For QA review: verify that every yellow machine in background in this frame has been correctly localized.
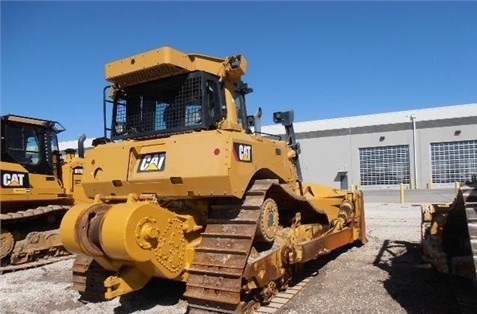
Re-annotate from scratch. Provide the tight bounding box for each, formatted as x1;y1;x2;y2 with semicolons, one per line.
0;114;88;272
421;178;477;280
60;46;366;313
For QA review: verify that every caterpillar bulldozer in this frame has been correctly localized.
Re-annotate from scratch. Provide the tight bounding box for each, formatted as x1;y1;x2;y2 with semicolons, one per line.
59;46;367;313
0;114;88;272
421;177;477;280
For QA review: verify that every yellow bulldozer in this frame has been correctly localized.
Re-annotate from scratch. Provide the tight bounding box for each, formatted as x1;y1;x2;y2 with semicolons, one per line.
0;114;88;272
421;177;477;280
59;46;367;313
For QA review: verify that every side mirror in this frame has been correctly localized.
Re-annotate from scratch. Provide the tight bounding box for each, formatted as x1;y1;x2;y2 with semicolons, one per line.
273;110;294;126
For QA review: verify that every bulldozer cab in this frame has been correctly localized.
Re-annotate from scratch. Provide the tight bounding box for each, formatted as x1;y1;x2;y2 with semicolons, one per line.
1;114;64;177
102;47;252;141
94;47;303;198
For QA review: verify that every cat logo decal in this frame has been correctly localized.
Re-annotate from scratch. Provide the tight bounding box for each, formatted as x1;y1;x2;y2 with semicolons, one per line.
233;143;252;162
137;153;166;172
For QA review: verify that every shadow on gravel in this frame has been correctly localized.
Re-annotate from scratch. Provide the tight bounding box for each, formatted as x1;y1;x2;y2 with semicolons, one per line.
113;278;186;314
276;242;362;314
296;242;358;280
373;240;462;314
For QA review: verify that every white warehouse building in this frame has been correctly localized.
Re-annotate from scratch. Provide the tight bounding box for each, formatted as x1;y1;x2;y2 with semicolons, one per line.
60;103;477;190
262;103;477;190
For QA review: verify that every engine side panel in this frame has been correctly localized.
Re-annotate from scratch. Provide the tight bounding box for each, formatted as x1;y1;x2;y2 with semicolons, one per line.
81;130;299;199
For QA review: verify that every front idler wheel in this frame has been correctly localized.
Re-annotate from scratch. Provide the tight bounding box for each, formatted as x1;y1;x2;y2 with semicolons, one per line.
256;198;279;242
0;230;14;260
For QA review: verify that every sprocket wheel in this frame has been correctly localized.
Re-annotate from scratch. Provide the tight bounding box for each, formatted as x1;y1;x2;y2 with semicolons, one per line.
0;230;14;260
256;198;279;242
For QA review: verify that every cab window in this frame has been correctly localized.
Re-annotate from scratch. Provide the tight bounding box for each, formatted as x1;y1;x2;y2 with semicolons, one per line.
233;92;247;129
7;126;40;165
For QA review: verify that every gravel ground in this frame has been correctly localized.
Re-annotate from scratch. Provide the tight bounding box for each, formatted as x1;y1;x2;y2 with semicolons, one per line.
0;203;469;314
276;203;462;314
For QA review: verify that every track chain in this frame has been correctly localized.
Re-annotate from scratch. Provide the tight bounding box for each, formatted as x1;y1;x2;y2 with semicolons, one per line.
71;254;112;302
1;204;72;273
185;180;275;314
454;182;477;314
461;183;477;275
0;255;74;274
1;205;71;222
253;265;316;314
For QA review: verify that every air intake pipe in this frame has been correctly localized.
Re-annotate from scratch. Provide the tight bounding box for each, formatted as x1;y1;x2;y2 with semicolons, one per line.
77;133;86;158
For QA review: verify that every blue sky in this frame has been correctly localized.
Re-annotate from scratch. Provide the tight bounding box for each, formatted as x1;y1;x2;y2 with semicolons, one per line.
1;1;476;141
